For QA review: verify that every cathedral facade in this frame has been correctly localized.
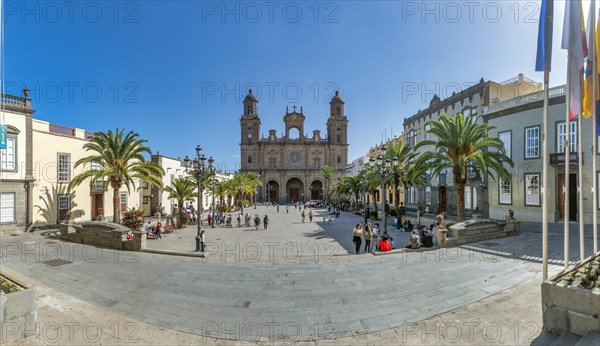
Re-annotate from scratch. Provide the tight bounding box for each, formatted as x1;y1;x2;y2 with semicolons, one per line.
240;89;348;203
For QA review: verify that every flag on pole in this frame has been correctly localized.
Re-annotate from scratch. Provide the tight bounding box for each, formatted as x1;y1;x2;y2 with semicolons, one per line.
536;0;554;72
583;2;598;119
562;0;588;119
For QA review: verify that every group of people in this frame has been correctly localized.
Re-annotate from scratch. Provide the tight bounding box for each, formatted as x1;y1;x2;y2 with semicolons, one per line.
300;210;313;222
351;223;396;254
406;225;435;249
144;221;163;239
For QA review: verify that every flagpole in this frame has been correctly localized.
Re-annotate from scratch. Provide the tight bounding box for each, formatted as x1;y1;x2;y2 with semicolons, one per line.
542;68;550;280
565;55;571;270
594;5;599;255
579;88;585;261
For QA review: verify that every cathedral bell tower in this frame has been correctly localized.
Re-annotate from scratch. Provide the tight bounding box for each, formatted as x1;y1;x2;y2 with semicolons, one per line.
240;89;261;170
326;91;348;145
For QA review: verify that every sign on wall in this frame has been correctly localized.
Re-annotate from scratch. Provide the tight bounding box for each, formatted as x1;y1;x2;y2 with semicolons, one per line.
0;125;7;149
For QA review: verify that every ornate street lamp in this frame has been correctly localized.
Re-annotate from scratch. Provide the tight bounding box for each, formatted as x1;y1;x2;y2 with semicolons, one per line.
369;145;398;235
183;145;215;251
254;184;257;209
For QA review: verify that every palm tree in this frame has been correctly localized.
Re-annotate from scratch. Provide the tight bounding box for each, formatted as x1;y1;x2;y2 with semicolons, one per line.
364;166;382;218
415;113;513;221
230;172;262;209
382;141;425;218
163;177;197;228
68;129;164;223
338;175;362;210
214;180;229;211
189;172;215;213
320;165;337;205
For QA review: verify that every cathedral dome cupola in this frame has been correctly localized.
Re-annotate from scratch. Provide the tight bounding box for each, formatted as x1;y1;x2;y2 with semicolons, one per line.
329;90;345;117
243;89;259;117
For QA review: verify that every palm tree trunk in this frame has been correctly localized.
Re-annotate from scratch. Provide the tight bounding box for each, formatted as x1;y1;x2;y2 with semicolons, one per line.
371;191;378;218
177;199;184;228
113;186;120;223
456;183;465;222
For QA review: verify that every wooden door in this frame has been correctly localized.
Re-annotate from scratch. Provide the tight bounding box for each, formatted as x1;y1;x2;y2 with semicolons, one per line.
558;174;577;221
92;194;104;219
558;174;565;220
290;189;299;202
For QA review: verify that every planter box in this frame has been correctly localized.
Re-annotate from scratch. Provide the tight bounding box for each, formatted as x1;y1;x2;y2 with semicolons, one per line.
0;278;36;344
542;253;600;336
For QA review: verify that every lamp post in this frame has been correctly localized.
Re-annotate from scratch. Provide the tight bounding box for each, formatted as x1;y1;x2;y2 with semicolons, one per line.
254;184;257;209
369;145;398;235
267;183;271;204
183;145;214;251
211;172;217;228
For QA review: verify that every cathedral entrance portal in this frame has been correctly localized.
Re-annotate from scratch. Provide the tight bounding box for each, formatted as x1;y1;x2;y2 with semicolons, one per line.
310;180;323;201
286;178;304;203
266;180;279;204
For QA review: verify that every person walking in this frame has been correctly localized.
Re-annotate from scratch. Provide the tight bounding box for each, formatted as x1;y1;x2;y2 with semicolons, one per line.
263;215;269;230
155;222;162;240
363;223;372;253
254;214;261;231
286;206;289;214
308;211;313;222
301;210;306;222
352;223;363;254
277;205;280;213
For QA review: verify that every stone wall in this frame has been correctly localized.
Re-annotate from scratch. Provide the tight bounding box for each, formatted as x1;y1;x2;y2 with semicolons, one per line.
542;254;600;335
0;284;36;344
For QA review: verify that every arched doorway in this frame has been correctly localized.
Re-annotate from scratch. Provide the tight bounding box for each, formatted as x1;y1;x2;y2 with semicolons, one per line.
266;180;279;204
286;178;304;203
310;180;323;201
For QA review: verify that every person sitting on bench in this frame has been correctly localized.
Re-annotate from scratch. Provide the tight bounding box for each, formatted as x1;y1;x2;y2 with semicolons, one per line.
378;235;392;252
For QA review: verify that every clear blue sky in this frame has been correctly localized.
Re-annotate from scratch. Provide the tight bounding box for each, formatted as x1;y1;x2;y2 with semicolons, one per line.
4;0;575;171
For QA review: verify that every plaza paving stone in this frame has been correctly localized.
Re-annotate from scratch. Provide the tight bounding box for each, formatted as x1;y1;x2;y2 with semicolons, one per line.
1;206;599;344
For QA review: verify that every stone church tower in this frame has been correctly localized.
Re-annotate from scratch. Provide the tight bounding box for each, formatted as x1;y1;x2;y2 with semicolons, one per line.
240;89;348;203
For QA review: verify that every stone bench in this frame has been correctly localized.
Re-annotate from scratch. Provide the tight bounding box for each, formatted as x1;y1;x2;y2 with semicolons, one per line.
60;221;146;251
446;219;519;247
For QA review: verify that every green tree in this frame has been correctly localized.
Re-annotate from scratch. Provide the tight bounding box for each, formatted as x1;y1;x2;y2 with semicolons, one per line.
68;129;164;223
338;175;362;210
415;113;513;221
381;141;425;219
320;165;337;204
163;178;197;228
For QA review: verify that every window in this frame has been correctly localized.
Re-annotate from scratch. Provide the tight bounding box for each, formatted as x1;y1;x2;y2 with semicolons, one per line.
58;153;71;182
525;173;541;206
499;179;512;204
472;188;478;209
499;131;511;158
336;107;341;116
0;193;16;223
557;121;577;153
248;155;252;164
337;156;341;164
525;126;540;158
1;137;16;171
58;194;70;221
425;187;431;205
465;186;472;209
424;124;431;141
120;192;127;212
407;186;417;204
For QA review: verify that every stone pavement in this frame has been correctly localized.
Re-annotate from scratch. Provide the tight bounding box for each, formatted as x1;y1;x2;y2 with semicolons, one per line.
146;206;413;262
1;209;599;344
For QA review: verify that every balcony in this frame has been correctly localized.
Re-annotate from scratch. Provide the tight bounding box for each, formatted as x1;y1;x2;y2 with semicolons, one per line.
550;152;580;165
49;123;76;137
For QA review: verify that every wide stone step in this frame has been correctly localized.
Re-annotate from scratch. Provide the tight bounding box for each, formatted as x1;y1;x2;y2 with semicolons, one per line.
531;331;559;345
575;330;600;346
551;332;580;346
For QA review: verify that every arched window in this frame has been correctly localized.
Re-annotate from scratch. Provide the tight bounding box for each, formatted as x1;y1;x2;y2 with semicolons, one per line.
336;107;341;116
247;106;253;115
288;128;300;139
